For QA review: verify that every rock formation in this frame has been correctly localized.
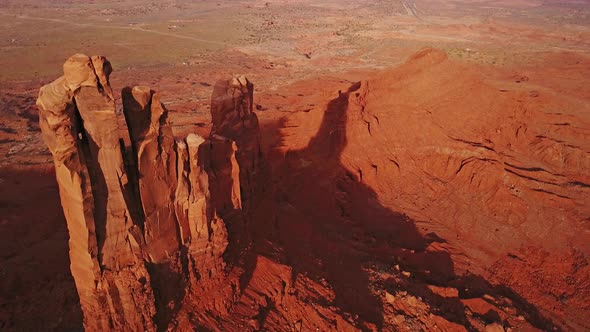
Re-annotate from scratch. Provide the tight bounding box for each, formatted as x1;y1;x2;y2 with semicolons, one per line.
36;50;588;331
37;54;263;331
37;54;156;331
211;76;263;212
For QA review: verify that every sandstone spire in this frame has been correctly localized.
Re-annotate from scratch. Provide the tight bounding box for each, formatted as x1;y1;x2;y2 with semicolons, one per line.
211;76;263;211
38;56;263;331
122;86;179;263
37;54;156;331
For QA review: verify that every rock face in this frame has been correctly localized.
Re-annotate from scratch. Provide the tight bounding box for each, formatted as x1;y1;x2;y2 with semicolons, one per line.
37;54;156;331
37;55;262;331
122;86;179;263
211;76;263;211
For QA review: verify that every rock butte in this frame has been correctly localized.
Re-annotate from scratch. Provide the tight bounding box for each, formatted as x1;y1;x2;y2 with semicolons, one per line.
37;54;262;331
36;50;590;331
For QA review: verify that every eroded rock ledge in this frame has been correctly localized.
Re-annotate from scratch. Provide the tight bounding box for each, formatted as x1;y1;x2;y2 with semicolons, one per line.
36;54;261;331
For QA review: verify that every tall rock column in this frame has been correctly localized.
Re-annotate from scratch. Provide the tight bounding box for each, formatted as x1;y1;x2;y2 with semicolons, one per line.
173;134;242;318
210;76;263;212
64;55;139;269
37;75;110;330
188;134;236;273
122;86;180;263
37;54;156;331
38;57;267;330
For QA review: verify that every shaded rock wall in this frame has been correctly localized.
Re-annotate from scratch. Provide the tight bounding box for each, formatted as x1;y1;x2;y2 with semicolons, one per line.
211;76;263;212
36;54;262;331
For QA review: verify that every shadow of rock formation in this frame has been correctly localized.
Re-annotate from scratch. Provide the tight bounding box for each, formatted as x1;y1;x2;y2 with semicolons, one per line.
236;81;559;331
0;166;84;331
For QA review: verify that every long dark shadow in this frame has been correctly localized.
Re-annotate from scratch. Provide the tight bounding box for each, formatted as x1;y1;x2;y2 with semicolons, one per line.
250;82;557;330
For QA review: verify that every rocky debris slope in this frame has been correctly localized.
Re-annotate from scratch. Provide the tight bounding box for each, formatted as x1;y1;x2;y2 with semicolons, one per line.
36;54;262;331
252;48;589;331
